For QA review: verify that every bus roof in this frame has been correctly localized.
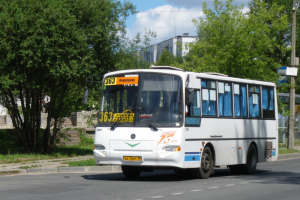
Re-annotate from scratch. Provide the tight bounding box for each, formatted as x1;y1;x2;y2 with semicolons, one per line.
105;66;275;87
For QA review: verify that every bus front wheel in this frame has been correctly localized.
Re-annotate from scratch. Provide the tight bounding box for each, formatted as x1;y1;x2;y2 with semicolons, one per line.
192;146;213;179
121;165;141;178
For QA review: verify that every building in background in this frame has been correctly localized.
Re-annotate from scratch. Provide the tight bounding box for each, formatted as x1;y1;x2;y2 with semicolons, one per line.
142;33;197;63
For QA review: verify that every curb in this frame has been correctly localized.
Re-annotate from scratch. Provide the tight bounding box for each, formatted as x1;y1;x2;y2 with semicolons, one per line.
0;165;122;175
278;153;300;160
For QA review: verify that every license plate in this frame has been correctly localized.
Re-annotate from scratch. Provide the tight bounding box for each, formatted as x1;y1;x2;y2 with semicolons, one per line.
123;156;142;161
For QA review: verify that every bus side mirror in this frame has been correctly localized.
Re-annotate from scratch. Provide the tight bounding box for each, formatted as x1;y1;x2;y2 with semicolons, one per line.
83;88;89;105
187;88;195;105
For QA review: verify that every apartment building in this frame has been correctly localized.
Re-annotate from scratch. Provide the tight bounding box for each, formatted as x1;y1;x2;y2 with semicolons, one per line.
142;33;198;63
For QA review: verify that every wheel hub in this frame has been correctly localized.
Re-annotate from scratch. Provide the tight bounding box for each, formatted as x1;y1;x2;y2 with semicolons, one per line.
202;153;211;171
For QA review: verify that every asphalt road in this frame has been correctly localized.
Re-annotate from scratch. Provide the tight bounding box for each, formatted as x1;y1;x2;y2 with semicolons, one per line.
1;158;300;200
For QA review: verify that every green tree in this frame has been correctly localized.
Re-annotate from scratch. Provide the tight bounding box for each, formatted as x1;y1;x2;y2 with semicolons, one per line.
115;29;157;70
0;0;135;152
182;0;289;82
260;0;300;95
155;48;183;66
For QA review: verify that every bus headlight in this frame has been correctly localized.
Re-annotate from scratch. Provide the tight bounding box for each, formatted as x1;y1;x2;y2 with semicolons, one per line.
163;146;181;152
94;145;106;150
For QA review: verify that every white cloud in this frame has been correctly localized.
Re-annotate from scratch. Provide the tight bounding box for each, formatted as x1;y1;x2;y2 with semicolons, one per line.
165;0;249;9
127;5;204;45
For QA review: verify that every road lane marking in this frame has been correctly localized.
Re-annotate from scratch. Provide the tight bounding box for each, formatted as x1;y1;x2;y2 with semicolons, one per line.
151;196;163;199
209;187;219;189
225;184;234;186
191;189;201;192
172;192;182;195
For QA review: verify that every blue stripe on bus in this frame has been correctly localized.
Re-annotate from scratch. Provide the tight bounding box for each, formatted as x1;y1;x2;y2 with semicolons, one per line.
185;152;201;154
272;151;276;156
185;155;200;161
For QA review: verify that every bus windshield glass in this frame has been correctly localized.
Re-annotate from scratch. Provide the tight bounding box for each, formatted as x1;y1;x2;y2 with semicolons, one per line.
99;73;183;128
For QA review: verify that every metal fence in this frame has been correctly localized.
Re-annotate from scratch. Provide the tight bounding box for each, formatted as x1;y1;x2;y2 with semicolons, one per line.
278;127;300;144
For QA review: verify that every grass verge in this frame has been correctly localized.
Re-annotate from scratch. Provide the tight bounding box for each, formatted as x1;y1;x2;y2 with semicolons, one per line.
63;158;96;167
0;130;94;164
0;171;20;176
278;143;300;154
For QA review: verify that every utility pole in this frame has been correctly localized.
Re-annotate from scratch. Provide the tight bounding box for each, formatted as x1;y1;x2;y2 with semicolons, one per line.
288;0;297;149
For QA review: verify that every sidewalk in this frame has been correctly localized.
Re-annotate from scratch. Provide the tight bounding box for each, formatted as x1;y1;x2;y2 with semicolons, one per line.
1;151;300;175
0;155;122;175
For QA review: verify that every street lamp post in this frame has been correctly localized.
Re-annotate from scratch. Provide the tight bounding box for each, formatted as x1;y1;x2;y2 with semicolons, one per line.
288;0;297;149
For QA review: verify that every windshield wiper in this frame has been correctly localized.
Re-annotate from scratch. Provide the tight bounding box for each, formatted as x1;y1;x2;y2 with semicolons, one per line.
110;111;132;131
138;106;158;131
110;120;120;131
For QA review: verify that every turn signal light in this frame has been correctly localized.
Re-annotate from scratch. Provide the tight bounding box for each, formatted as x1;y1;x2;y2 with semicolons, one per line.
163;146;181;152
174;147;181;152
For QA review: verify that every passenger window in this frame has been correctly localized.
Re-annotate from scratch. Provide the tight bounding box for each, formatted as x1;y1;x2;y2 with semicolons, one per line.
249;85;260;118
201;80;216;116
218;82;232;117
234;84;247;117
262;87;275;118
193;90;201;116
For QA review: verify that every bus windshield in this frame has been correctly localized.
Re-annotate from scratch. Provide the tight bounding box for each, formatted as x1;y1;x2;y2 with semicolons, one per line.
99;73;183;128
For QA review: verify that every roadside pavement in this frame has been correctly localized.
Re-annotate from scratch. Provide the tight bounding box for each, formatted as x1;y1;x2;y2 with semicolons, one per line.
1;149;300;175
0;155;121;175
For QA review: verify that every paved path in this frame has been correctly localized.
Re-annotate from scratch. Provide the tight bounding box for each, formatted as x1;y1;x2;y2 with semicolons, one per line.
294;146;300;150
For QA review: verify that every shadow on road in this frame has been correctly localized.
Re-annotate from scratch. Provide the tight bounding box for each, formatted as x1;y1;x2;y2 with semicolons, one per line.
81;168;274;182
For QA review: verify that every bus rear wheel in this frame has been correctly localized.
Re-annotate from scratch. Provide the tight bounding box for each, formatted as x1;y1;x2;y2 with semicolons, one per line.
243;144;257;174
192;146;213;179
121;166;141;178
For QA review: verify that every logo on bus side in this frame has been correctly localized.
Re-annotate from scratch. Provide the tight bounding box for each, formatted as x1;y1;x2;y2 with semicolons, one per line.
158;131;177;144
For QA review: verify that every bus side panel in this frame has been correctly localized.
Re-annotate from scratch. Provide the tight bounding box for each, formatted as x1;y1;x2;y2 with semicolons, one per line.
183;140;201;168
185;118;277;166
210;140;246;166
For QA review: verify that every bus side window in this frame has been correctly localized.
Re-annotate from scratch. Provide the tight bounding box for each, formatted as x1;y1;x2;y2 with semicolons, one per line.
218;82;232;117
201;80;217;116
193;90;201;116
262;87;275;118
234;84;247;117
249;85;260;118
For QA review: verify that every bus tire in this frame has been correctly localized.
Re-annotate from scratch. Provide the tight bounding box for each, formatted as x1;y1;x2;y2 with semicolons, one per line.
243;144;257;174
121;165;141;178
192;146;213;179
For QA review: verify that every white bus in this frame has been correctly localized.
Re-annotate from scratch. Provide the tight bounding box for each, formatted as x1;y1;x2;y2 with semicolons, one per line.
93;66;278;179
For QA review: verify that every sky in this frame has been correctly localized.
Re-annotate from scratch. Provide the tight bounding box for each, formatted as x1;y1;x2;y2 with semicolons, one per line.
125;0;250;44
